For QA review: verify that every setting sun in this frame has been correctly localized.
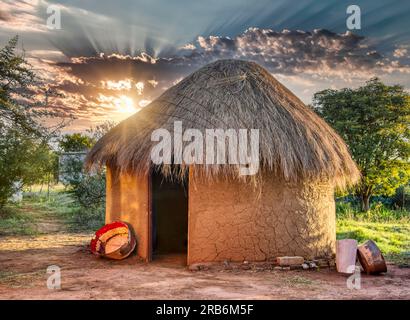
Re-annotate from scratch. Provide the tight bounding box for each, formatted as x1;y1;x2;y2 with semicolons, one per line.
97;94;137;118
115;95;135;114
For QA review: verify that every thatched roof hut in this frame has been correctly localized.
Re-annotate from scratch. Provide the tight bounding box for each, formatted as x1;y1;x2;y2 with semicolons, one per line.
86;59;359;265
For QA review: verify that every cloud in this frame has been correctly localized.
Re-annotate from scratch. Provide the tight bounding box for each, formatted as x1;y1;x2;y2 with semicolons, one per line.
0;9;11;21
26;28;410;131
0;0;46;33
54;27;408;92
393;47;408;58
179;28;410;79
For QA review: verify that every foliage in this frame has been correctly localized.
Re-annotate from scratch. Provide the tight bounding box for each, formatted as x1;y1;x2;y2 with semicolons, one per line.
59;133;95;152
58;154;86;187
0;123;59;207
22;143;58;187
1;36;39;135
57;120;115;192
59;121;117;154
0;186;104;235
336;200;410;222
391;184;410;210
0;205;35;236
58;123;115;219
313;78;410;211
58;152;106;222
0;37;63;208
69;172;106;211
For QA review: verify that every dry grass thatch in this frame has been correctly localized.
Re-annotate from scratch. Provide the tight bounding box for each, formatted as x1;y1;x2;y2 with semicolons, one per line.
86;59;360;188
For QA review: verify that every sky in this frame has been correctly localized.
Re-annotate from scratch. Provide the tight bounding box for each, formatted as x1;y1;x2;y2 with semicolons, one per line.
1;0;410;132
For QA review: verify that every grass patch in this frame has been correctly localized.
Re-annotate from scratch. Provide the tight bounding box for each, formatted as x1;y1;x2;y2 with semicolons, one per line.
0;185;104;236
336;201;410;223
336;199;410;265
0;206;36;236
337;219;410;264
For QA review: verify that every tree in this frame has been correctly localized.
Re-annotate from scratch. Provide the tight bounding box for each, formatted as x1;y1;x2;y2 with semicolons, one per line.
59;133;95;152
313;78;410;211
0;36;63;208
61;123;116;225
24;143;58;196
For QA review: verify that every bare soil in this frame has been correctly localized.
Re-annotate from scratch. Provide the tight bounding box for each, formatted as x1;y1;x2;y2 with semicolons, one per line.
0;233;409;299
1;198;409;300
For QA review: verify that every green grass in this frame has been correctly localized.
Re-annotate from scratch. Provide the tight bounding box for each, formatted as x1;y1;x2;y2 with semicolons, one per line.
336;201;410;222
337;219;409;252
0;206;36;236
336;201;410;265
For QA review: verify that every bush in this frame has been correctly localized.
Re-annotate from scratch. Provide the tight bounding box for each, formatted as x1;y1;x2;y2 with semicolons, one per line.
66;171;106;231
71;206;104;231
70;173;105;210
336;201;357;220
336;198;410;222
58;149;106;230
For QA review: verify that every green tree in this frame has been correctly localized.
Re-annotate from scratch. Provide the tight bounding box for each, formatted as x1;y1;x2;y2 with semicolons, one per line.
25;143;59;196
0;36;62;208
59;133;95;152
313;78;410;211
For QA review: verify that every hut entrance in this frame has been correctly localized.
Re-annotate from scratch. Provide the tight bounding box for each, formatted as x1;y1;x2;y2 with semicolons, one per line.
150;169;188;263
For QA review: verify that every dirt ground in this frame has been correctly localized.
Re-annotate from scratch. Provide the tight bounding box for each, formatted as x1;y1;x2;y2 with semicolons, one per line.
0;233;409;300
1;202;409;300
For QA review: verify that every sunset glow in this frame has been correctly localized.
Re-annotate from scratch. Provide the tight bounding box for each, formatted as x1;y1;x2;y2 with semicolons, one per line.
98;94;137;117
101;79;132;91
1;0;409;132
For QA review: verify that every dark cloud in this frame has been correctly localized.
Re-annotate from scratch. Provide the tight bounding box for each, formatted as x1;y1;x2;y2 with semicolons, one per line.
38;27;409;129
54;28;402;96
178;28;388;77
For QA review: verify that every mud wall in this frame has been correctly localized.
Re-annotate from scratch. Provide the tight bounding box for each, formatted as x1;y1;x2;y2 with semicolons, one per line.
188;174;336;264
106;166;149;260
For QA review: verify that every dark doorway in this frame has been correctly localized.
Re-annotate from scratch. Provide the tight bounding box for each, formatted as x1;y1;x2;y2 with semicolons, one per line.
151;169;188;261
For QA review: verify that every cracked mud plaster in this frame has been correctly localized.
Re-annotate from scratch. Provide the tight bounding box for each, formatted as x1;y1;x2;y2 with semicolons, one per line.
188;174;336;264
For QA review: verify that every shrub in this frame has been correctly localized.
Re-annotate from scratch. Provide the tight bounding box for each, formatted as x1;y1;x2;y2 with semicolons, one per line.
66;171;106;230
336;198;410;222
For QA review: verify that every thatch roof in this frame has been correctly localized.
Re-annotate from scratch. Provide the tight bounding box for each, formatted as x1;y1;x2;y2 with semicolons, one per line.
86;59;359;188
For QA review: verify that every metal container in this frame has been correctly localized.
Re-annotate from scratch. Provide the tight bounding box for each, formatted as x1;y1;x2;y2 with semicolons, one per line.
357;240;387;274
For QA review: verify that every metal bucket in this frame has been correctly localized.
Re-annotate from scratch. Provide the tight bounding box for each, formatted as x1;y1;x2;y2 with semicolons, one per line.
357;240;387;274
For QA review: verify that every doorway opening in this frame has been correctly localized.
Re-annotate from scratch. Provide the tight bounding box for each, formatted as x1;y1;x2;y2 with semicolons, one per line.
150;168;188;264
